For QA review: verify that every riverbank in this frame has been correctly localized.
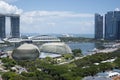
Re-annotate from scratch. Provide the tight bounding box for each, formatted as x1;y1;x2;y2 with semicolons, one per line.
58;46;119;65
59;37;117;43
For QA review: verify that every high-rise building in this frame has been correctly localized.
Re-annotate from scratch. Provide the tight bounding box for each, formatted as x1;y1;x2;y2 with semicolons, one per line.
117;21;120;39
0;14;20;39
105;11;120;40
10;15;20;38
95;13;103;39
0;14;6;39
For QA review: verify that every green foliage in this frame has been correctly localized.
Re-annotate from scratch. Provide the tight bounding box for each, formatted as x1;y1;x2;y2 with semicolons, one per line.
61;72;82;80
1;58;15;63
63;54;73;60
59;37;93;42
98;62;113;71
43;56;55;64
34;70;54;80
72;49;82;57
72;49;82;53
21;72;36;77
10;75;27;80
74;52;116;67
114;58;120;68
2;72;18;80
2;72;34;80
2;49;120;80
1;58;16;69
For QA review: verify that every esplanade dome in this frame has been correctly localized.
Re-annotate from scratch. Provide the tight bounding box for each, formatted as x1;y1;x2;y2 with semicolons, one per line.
40;42;72;54
12;43;40;60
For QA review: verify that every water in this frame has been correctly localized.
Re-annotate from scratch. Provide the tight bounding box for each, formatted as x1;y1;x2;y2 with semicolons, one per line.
0;42;103;56
0;45;14;52
21;33;94;38
67;42;103;55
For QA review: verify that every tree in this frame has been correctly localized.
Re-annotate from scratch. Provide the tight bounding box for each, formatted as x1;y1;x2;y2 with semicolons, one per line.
1;58;16;69
2;72;18;80
72;49;82;57
63;54;73;60
114;58;120;68
98;63;113;72
44;57;53;63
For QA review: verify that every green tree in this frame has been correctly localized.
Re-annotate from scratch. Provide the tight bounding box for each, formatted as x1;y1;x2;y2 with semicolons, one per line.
63;54;73;60
1;58;16;69
44;57;54;63
72;49;82;57
2;72;18;80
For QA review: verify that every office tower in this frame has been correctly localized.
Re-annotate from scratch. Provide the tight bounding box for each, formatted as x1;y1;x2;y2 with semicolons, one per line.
0;14;6;39
95;13;103;39
0;14;20;39
117;21;120;39
105;11;120;40
10;15;20;38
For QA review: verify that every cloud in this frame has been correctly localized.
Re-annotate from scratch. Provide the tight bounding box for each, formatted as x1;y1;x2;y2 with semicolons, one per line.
47;22;56;26
115;8;120;11
0;1;22;14
21;11;94;34
0;1;94;34
21;11;94;24
66;21;94;26
22;11;93;18
0;0;17;3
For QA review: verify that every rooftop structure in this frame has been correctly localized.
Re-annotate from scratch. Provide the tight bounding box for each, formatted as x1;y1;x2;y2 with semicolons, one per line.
0;14;6;38
40;42;72;54
3;35;60;43
10;15;20;38
95;13;103;39
39;52;62;58
29;35;61;42
0;14;20;39
12;43;40;60
105;11;120;40
4;38;22;43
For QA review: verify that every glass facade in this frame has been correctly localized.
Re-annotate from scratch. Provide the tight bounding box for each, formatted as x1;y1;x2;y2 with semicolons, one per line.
0;14;20;39
105;11;120;40
10;15;20;38
0;14;6;39
95;13;103;39
117;21;120;39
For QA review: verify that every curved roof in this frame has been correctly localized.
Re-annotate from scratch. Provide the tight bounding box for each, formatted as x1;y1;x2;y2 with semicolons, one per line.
29;35;61;42
40;42;72;54
12;43;40;60
17;43;39;50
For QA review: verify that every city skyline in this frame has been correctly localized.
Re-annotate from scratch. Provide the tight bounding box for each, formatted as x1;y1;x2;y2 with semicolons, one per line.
0;0;120;34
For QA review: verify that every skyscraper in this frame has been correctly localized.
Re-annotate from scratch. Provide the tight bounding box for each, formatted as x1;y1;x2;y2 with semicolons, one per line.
105;11;120;40
10;15;20;38
0;14;6;39
117;21;120;39
95;13;103;39
0;14;20;39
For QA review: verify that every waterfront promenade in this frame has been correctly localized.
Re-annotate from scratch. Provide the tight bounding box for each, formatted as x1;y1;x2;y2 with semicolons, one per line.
98;48;118;53
59;44;119;65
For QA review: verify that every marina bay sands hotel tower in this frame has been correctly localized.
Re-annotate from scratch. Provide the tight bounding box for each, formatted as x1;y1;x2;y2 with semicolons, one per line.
0;14;20;39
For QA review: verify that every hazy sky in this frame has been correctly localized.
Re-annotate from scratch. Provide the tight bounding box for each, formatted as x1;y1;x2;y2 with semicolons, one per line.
0;0;120;34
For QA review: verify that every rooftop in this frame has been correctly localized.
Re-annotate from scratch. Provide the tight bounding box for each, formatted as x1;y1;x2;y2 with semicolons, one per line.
17;43;39;50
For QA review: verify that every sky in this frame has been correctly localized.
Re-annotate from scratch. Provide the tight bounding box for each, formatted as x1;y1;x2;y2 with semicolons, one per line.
0;0;120;34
